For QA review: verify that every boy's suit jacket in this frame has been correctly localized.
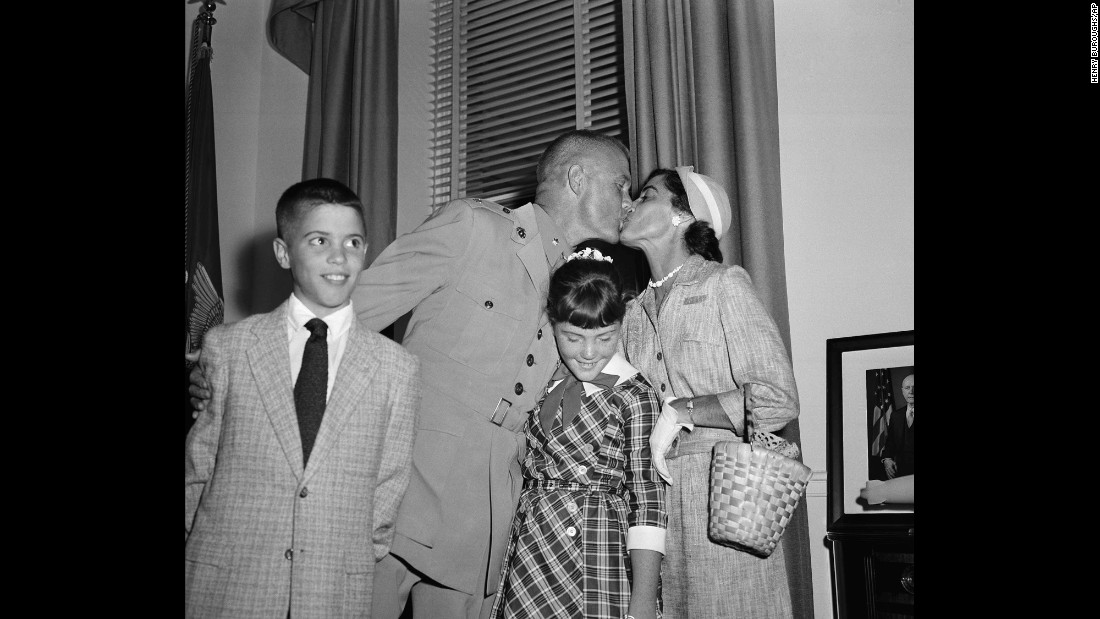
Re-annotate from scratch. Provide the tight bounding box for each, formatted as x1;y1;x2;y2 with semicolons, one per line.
185;300;421;618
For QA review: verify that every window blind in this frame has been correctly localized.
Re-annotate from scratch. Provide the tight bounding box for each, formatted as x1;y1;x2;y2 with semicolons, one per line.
430;0;627;212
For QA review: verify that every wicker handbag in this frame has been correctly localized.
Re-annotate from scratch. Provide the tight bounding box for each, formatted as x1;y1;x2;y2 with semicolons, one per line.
708;386;812;557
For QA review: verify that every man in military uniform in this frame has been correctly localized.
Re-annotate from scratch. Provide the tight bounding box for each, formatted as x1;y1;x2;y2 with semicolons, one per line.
189;130;632;619
358;130;631;619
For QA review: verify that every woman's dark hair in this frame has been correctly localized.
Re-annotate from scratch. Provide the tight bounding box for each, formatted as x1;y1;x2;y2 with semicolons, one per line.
546;257;626;328
645;168;723;263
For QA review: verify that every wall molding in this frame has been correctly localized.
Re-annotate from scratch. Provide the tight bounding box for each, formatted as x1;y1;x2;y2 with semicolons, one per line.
807;469;828;498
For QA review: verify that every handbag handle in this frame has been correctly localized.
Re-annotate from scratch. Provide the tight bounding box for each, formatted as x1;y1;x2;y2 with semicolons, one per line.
742;383;755;444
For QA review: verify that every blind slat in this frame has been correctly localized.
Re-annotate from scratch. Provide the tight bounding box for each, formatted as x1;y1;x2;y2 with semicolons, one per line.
466;0;573;41
430;0;626;211
465;66;574;99
466;106;575;136
465;39;574;81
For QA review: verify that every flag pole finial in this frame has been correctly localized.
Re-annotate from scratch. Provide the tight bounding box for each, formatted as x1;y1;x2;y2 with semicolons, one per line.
190;0;226;48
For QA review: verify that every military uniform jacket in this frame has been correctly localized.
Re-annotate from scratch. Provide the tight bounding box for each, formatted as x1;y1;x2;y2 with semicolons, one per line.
184;300;421;618
351;198;568;595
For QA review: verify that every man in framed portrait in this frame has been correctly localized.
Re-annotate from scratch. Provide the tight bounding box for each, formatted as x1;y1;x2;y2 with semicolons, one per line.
881;373;914;478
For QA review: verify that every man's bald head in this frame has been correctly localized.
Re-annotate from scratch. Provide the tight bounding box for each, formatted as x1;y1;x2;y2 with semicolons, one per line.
534;130;631;247
901;374;914;406
536;130;629;185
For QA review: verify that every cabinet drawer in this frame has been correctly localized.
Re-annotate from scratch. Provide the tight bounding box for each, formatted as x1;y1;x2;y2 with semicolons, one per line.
872;549;913;617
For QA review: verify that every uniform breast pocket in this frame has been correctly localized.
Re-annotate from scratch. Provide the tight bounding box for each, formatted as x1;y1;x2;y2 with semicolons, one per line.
428;279;521;375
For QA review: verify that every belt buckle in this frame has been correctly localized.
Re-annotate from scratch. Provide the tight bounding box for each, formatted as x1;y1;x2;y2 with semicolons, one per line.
490;398;512;426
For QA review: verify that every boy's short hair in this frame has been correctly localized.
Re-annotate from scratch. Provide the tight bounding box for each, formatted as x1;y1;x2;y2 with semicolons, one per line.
547;257;626;329
276;178;365;239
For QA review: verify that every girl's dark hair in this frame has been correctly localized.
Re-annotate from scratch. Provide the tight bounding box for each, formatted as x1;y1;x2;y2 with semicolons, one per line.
645;168;724;263
547;257;626;328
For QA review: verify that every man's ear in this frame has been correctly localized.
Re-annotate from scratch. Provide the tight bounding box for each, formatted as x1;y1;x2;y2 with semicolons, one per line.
273;238;291;270
567;163;585;196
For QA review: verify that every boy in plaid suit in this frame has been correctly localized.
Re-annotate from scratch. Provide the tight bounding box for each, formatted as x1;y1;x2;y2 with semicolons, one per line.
185;178;421;618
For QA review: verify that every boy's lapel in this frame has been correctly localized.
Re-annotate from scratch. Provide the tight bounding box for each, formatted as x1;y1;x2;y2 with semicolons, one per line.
302;320;379;483
248;302;305;476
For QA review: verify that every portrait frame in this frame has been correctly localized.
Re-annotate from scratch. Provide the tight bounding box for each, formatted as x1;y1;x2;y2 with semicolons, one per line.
826;330;914;534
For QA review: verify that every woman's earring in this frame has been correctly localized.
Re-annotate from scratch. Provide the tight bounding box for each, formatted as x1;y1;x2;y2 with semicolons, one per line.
671;215;683;226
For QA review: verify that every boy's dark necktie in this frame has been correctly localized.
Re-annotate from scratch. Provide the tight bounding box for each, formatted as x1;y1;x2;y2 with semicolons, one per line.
295;318;328;466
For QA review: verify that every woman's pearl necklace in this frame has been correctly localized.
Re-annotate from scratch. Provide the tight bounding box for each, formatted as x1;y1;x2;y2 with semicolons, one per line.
648;262;686;289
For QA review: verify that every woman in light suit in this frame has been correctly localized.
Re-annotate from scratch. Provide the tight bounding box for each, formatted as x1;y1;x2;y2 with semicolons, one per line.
618;167;800;618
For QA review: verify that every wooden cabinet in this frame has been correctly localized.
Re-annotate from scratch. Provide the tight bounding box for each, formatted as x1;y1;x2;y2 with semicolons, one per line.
827;529;914;618
825;333;915;618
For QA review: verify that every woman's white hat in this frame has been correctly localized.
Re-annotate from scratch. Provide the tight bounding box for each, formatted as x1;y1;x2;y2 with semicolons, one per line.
675;166;732;240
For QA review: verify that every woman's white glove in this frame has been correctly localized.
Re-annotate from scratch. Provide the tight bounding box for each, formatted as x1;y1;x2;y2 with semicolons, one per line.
650;398;693;485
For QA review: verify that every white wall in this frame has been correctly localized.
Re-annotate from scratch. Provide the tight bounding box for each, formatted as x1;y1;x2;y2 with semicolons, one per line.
185;1;307;323
187;1;915;616
775;1;915;617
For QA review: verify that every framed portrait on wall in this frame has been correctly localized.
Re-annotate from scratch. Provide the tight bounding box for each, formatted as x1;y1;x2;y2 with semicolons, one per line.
826;330;914;533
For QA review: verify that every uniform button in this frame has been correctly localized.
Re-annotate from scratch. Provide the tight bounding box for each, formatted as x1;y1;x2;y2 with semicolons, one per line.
284;549;294;560
503;207;511;214
517;227;526;239
565;502;578;514
577;465;587;474
661;383;666;392
484;300;494;309
299;487;309;498
537;329;543;339
565;526;577;537
526;354;534;366
515;383;524;395
656;352;662;361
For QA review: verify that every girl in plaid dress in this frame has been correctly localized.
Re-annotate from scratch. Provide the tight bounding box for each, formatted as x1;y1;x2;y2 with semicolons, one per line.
490;249;667;619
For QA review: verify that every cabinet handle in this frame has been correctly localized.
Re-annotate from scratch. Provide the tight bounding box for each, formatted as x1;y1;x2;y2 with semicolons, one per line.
900;565;914;594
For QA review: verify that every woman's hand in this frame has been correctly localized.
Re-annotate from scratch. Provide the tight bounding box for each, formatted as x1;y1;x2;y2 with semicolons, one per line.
650;399;686;484
860;475;914;505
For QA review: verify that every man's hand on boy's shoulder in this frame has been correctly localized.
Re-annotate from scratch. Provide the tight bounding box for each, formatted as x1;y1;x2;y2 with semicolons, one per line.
186;350;212;414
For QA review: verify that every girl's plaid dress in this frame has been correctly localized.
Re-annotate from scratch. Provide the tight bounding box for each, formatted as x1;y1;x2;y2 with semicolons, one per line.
490;353;667;619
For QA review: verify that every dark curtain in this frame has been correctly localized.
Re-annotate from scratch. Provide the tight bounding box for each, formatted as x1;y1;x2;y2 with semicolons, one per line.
623;1;814;616
268;0;399;267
